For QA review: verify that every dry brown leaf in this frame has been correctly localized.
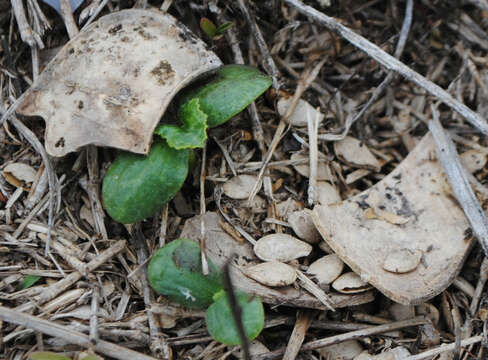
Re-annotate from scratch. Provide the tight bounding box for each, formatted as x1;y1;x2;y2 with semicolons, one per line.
277;96;324;127
313;134;474;304
17;9;221;156
334;136;381;171
2;163;37;188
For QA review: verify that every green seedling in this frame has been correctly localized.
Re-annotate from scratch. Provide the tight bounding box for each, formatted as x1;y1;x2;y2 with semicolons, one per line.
200;17;234;40
102;140;189;224
29;352;71;360
147;238;223;308
102;65;271;224
148;238;264;345
19;274;41;290
207;289;264;345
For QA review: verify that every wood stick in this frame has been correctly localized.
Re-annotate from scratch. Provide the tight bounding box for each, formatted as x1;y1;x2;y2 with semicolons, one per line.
405;335;483;360
253;317;426;359
428;106;488;255
283;310;313;360
283;0;488;135
16;240;126;312
0;306;157;360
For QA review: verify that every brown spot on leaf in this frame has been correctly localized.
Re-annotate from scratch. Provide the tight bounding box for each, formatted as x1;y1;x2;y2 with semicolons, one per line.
151;60;175;85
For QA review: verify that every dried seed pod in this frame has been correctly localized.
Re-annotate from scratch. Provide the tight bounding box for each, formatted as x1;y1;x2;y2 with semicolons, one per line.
460;149;487;173
254;234;312;262
416;303;440;325
334;136;381;171
276;199;303;220
319;340;363;360
332;272;372;294
223;174;260;199
277;96;324;127
318;240;334;254
291;153;333;181
17;9;222;157
317;181;341;205
288;209;321;244
307;254;344;285
382;249;422;274
389;303;415;321
243;261;297;287
2;163;37;188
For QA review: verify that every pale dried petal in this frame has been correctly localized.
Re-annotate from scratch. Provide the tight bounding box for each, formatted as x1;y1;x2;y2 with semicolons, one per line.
334;136;381;171
277;96;324;127
243;261;297;287
223;174;260;199
288;209;321;244
332;272;372;294
382;249;422;274
254;234;312;262
17;9;222;156
307;254;344;284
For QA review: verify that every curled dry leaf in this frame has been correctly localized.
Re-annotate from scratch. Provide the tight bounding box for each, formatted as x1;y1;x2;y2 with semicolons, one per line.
254;234;312;262
223;174;260;199
382;248;422;274
313;135;474;305
291;152;333;181
277;96;324;127
332;272;372;294
243;261;297;287
17;9;222;157
319;340;363;360
288;209;321;243
334;136;381;171
2;163;37;188
317;181;341;205
307;254;344;285
460;149;487;173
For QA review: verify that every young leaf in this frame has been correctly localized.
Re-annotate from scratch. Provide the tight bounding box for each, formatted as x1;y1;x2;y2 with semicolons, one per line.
29;352;71;360
155;99;208;149
200;17;218;38
148;238;223;309
102;140;189;224
206;290;264;345
20;275;41;290
215;22;234;36
179;65;272;128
